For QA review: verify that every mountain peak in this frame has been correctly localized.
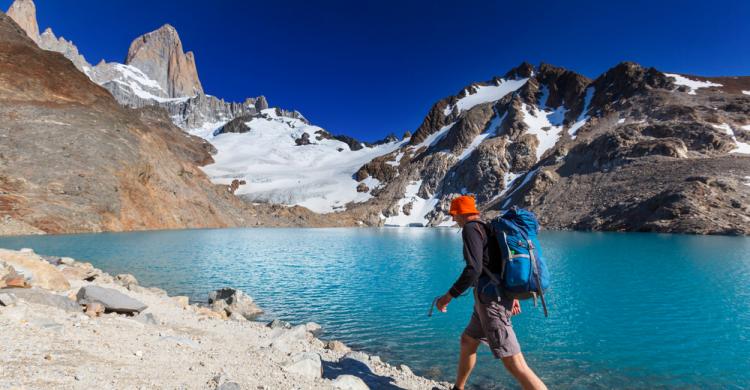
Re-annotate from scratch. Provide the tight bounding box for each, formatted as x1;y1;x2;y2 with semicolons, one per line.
504;61;535;79
6;0;40;43
125;24;203;98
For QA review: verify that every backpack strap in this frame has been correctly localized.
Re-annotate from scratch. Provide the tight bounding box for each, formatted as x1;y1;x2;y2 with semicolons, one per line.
467;221;505;292
526;238;549;317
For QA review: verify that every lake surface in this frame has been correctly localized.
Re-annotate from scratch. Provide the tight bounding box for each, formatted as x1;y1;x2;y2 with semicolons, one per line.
1;228;749;389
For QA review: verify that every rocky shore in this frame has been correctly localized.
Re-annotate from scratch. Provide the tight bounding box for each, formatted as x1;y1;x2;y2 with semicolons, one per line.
0;248;448;389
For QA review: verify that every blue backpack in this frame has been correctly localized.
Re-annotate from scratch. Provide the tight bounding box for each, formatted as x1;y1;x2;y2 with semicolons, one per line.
482;207;550;317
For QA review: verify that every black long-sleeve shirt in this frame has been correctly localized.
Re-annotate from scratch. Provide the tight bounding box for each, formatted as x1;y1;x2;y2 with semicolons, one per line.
448;220;502;298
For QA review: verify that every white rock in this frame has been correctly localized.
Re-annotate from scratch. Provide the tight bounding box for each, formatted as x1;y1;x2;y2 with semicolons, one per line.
282;352;322;379
332;375;370;390
19;248;34;253
305;321;322;334
60;257;75;265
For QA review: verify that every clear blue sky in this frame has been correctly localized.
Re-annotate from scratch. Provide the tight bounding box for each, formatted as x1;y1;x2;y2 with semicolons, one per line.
5;0;749;141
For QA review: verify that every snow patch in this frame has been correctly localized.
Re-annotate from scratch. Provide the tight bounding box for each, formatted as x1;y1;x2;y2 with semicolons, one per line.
743;91;750;96
457;112;506;161
744;176;750;187
386;151;405;166
521;104;564;161
501;168;539;209
568;87;594;139
106;63;192;103
412;122;455;151
712;123;750;154
384;180;439;227
443;78;528;116
198;112;405;213
665;73;722;95
617;118;626;124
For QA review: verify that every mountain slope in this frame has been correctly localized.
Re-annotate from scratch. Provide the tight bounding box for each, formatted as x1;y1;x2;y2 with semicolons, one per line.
349;62;750;234
0;11;255;234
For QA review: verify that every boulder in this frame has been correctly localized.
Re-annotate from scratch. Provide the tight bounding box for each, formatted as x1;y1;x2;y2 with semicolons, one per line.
76;286;147;314
325;340;351;353
39;255;62;265
305;322;322;334
60;257;75;265
0;261;17;281
6;288;81;313
0;249;70;291
0;292;18;306
266;319;292;329
114;274;139;289
217;382;240;390
84;302;105;318
58;262;99;281
208;373;240;390
270;325;309;353
208;288;262;319
332;375;370;390
172;296;190;309
295;132;312;146
282;352;322;379
4;277;29;288
356;183;369;193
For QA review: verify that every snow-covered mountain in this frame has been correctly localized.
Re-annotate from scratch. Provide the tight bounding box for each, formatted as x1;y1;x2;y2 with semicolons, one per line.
8;0;749;234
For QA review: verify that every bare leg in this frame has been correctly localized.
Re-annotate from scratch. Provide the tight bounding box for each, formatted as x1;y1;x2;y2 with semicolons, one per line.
454;334;480;389
501;353;547;390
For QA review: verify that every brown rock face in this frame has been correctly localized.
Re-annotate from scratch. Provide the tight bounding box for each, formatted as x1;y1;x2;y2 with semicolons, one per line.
0;12;250;234
125;24;203;98
6;0;38;43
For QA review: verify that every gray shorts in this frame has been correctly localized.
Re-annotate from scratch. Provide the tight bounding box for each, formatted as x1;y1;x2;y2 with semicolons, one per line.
462;290;521;359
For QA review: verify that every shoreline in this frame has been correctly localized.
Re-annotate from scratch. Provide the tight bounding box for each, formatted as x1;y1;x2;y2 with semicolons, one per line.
2;224;748;239
0;247;449;389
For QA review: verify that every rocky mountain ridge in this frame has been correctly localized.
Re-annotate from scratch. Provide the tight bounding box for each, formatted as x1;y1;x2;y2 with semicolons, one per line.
346;62;750;234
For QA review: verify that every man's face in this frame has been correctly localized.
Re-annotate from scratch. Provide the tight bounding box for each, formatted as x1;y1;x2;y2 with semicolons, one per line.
452;213;467;228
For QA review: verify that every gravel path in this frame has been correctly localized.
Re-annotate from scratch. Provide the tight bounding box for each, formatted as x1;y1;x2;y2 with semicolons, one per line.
0;249;450;390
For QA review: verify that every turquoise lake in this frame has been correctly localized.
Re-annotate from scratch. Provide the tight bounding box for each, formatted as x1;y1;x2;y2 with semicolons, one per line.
1;228;749;389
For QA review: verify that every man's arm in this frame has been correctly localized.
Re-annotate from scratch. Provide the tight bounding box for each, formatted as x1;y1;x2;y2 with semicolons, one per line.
437;223;484;311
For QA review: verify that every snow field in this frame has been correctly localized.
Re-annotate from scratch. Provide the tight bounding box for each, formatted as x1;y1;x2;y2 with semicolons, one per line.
664;73;722;95
712;123;750;154
383;180;439;227
198;112;405;213
443;78;529;116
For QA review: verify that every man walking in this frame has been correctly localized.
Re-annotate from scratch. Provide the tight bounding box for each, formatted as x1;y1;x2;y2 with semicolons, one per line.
436;195;547;390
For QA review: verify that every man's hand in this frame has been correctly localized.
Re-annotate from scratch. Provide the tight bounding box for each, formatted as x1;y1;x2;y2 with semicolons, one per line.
511;299;521;316
436;293;452;312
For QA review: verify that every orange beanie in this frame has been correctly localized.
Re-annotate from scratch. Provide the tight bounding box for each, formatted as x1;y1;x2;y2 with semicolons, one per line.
449;195;480;216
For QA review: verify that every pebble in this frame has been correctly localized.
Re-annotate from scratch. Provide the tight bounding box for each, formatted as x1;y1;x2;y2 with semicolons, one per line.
135;350;143;357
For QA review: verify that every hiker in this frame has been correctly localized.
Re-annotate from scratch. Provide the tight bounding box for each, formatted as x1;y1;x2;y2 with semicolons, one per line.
436;195;547;390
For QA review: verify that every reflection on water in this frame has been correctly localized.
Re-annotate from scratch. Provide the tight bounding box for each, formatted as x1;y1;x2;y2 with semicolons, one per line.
1;228;749;389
